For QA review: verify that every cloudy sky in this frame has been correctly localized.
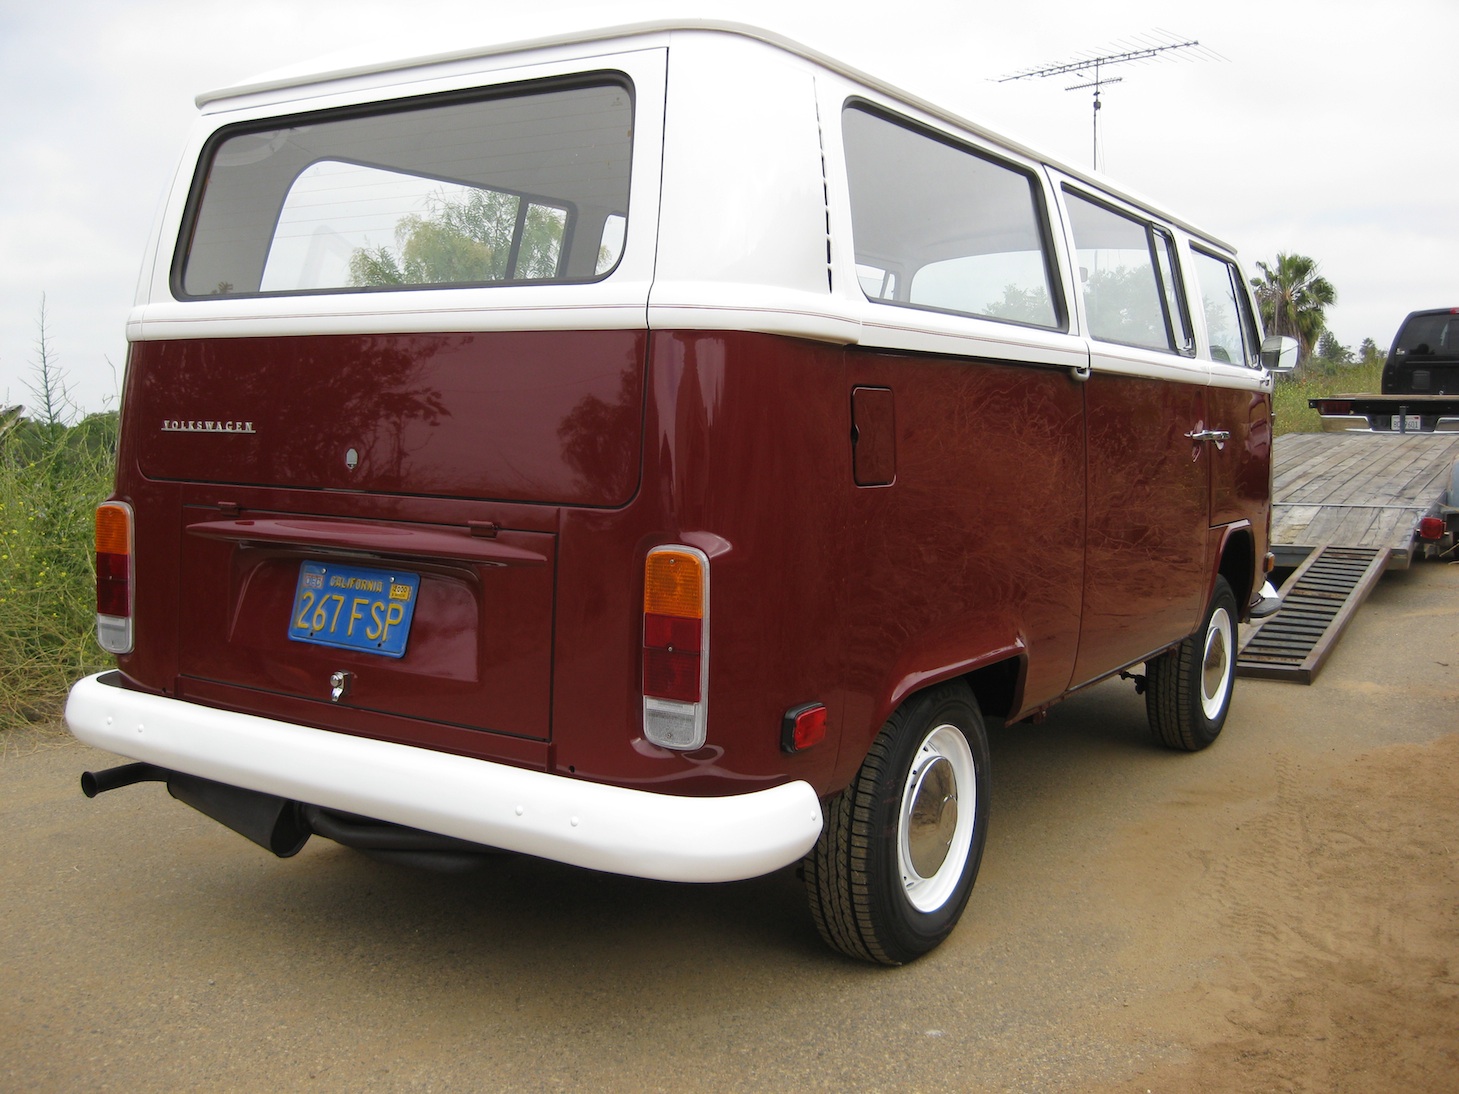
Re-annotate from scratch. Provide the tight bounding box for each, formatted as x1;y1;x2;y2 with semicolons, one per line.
2;0;1454;414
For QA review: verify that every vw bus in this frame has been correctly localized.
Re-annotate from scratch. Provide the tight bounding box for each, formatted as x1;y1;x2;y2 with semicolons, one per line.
67;21;1295;964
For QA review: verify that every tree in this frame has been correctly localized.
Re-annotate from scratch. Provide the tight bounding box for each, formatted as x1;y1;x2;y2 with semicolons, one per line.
1080;265;1170;349
983;282;1054;325
1312;331;1354;372
1249;253;1336;365
1358;338;1386;368
350;188;564;288
25;295;75;430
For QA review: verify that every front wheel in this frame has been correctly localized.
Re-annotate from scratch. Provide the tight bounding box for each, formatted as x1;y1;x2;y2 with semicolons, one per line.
804;682;990;965
1146;575;1238;751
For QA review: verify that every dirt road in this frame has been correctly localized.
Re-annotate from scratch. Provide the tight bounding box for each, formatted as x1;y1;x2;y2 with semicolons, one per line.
3;563;1456;1092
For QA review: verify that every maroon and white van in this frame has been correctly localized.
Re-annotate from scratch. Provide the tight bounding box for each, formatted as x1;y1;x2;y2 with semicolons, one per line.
67;21;1296;964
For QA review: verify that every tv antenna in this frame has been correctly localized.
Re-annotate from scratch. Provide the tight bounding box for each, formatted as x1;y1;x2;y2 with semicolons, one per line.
999;32;1219;171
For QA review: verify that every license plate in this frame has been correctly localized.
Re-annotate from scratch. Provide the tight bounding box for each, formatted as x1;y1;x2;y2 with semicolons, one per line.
288;561;419;658
1391;414;1423;431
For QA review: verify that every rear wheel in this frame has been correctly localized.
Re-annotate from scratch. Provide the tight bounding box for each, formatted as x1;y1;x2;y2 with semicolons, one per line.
1146;576;1238;751
804;682;989;965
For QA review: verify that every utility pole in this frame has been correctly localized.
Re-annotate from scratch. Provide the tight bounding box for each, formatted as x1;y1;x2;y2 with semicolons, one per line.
999;33;1215;171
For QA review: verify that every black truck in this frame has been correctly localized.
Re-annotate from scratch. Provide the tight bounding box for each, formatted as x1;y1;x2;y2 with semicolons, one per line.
1309;307;1459;432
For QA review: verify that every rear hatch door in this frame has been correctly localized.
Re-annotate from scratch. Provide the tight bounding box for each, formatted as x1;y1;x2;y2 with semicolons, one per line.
134;328;645;746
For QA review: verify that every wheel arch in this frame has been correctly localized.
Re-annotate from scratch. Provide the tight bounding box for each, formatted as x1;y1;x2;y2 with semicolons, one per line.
830;650;1025;794
1213;522;1256;622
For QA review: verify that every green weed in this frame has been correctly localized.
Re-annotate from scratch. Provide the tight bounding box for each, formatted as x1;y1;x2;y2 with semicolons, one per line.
0;413;117;727
1272;360;1384;436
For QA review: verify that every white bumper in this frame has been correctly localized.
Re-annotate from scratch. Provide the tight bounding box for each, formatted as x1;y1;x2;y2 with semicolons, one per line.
65;673;823;883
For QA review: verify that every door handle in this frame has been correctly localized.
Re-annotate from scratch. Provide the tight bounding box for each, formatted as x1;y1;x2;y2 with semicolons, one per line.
1185;428;1230;450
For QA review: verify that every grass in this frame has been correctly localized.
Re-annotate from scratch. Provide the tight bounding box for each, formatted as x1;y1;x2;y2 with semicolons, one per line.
0;413;117;728
1272;359;1384;436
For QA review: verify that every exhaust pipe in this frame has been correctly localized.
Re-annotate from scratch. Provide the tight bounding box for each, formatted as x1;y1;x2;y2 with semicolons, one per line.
81;763;311;858
81;762;169;797
79;766;490;867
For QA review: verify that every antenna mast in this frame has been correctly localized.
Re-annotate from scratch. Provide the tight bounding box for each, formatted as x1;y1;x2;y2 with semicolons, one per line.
999;33;1215;171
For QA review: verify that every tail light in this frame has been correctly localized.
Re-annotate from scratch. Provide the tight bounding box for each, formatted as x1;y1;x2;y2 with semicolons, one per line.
1417;516;1445;541
94;501;134;654
642;545;709;750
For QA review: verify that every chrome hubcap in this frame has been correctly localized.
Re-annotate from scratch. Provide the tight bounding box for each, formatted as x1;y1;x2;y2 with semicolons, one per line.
898;724;976;913
907;756;958;878
1200;606;1233;721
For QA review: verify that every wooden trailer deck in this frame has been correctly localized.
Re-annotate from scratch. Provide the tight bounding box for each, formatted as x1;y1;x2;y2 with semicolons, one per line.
1269;430;1459;569
1237;430;1459;683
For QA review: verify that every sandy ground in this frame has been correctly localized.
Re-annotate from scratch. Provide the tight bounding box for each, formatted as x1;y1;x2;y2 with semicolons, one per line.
2;562;1456;1092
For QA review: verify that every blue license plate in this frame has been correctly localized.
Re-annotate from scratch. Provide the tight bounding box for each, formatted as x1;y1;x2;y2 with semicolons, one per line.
288;561;419;658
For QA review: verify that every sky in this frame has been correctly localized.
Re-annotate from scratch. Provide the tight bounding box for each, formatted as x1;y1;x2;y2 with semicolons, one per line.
2;0;1455;415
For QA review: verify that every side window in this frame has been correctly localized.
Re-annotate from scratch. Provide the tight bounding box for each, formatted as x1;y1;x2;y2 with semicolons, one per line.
1063;189;1188;354
842;105;1062;329
1191;248;1260;368
1152;228;1194;355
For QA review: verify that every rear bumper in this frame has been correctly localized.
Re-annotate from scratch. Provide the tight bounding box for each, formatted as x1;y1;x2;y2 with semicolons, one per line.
65;672;823;883
1316;413;1459;433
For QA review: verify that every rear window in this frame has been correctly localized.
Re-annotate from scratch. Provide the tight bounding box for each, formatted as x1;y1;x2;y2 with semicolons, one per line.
1393;311;1459;360
177;79;633;298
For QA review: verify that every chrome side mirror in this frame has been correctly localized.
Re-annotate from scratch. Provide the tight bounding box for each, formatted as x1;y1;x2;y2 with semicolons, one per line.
1260;334;1299;373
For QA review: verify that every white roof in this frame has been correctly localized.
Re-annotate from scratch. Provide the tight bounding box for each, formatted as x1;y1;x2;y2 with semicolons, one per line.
196;18;1228;251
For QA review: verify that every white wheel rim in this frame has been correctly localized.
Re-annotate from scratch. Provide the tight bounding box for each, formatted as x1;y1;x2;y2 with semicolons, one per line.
1200;605;1234;722
898;723;977;913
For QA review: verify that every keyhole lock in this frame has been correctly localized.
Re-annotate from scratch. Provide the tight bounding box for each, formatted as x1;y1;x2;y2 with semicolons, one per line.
330;671;352;703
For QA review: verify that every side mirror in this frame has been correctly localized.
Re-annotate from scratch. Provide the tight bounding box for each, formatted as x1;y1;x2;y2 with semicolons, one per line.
1260;334;1299;373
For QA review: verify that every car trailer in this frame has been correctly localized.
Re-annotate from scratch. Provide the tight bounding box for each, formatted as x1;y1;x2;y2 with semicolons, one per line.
1237;430;1459;683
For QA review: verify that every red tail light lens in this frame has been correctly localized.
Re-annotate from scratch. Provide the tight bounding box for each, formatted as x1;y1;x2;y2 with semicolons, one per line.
643;611;703;701
1418;516;1445;541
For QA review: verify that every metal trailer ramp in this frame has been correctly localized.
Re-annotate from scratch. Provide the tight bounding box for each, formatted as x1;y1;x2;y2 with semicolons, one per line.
1236;546;1388;684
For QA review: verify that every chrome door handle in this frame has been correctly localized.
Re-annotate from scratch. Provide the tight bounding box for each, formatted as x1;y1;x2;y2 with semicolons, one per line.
1186;428;1230;450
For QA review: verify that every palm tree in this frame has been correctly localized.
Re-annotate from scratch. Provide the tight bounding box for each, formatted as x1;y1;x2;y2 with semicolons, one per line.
1250;253;1336;365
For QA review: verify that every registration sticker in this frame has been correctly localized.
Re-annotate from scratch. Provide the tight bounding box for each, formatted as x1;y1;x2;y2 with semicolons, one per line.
287;561;419;658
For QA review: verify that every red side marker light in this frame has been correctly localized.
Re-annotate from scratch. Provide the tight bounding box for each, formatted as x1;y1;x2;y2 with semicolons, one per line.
1417;516;1445;541
782;703;827;753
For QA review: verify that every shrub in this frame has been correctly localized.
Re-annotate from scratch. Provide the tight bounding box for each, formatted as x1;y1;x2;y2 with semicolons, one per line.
0;413;117;727
1272;360;1384;436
